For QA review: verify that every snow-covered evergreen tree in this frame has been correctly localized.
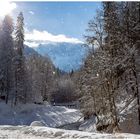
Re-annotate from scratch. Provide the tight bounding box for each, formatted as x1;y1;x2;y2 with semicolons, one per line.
26;54;54;103
0;15;15;104
14;12;27;104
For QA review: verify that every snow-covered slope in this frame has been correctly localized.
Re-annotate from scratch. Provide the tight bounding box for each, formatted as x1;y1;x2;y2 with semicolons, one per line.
0;125;140;139
0;102;82;127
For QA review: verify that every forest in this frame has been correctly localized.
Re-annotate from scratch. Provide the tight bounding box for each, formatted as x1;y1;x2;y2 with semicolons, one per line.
0;1;140;136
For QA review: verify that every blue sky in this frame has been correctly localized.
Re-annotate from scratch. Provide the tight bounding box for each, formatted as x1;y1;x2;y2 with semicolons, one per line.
13;2;102;42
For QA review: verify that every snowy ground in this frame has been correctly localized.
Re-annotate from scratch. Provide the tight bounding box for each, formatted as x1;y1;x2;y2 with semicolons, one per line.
0;102;82;127
0;101;140;138
0;125;140;138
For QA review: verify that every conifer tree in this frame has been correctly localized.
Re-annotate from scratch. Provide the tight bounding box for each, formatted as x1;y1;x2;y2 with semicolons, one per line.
14;12;27;104
0;15;15;104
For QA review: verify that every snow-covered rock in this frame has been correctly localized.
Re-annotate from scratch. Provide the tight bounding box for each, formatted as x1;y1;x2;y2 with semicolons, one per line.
30;121;46;127
43;101;49;105
79;115;98;132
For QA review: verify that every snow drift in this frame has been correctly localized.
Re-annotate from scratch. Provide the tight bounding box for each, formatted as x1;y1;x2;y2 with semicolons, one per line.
0;125;140;139
0;101;82;127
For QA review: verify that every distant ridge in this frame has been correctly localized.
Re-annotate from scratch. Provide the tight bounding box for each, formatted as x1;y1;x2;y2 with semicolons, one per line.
30;42;88;72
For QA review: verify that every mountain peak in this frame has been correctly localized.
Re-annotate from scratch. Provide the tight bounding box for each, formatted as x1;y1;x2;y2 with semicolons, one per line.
29;42;88;72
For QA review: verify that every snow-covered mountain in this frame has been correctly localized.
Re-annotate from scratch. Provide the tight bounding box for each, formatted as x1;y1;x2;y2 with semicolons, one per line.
31;43;88;72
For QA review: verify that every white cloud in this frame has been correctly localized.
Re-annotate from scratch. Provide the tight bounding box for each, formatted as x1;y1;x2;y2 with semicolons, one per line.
25;29;83;47
29;11;34;15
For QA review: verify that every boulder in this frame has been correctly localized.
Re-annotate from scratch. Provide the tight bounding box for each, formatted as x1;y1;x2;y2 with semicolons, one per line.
30;121;46;127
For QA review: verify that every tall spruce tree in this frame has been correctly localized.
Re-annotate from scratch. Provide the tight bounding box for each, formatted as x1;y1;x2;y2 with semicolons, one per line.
14;12;27;104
